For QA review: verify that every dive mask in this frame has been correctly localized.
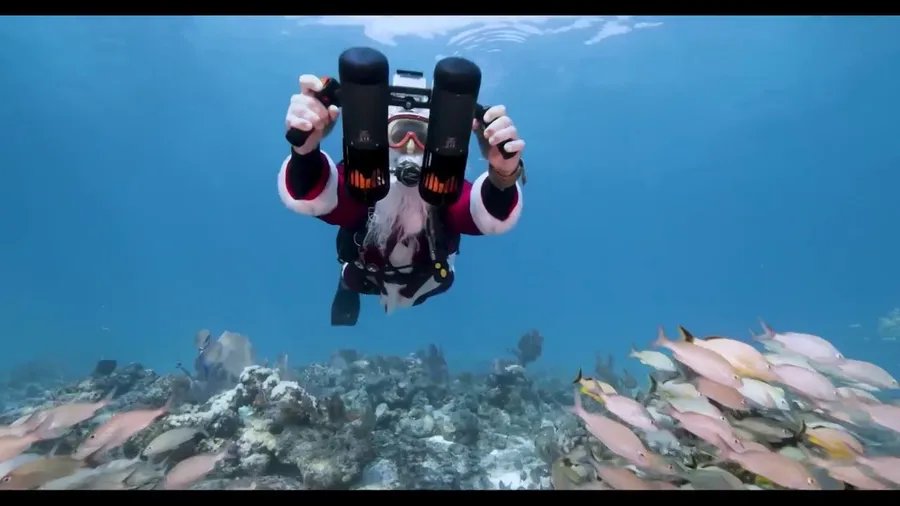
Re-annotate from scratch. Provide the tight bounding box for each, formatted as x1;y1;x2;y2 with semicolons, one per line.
388;114;427;187
388;115;427;152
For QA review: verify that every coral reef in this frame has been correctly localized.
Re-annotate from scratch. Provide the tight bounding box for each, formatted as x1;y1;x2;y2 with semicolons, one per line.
0;330;587;489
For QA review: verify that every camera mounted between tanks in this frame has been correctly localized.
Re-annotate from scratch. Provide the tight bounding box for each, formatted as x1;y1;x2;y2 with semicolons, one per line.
389;74;432;111
285;48;511;208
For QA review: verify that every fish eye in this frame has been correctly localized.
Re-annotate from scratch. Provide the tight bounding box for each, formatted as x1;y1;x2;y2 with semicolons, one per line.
733;438;741;445
638;452;646;457
806;477;815;485
2;477;10;483
719;416;727;421
836;353;843;359
732;375;740;380
89;434;96;439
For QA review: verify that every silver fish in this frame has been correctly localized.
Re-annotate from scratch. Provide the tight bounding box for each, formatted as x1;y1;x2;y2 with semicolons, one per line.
0;453;42;478
683;466;744;490
39;468;105;490
730;417;796;443
142;427;208;457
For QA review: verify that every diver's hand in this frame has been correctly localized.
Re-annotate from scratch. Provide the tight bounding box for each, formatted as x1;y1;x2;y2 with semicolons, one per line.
473;105;525;174
286;75;341;155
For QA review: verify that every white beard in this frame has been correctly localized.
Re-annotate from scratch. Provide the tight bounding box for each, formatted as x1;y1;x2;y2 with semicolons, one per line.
363;173;430;253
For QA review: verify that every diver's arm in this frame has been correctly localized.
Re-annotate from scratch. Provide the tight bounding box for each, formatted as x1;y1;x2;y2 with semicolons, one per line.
278;146;340;216
278;147;368;227
446;105;524;235
445;170;523;236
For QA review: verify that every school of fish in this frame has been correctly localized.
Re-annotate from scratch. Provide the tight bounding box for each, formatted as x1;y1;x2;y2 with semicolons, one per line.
0;391;231;490
565;320;900;490
1;319;898;490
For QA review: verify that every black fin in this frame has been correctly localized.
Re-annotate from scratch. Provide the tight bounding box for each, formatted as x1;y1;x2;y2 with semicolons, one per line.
645;374;659;405
676;361;697;381
572;368;583;385
678;325;695;343
331;280;361;327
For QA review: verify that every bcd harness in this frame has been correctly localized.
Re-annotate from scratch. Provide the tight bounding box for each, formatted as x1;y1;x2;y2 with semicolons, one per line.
331;190;459;326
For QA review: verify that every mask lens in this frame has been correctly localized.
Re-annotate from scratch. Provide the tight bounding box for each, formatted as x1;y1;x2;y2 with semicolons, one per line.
388;118;427;150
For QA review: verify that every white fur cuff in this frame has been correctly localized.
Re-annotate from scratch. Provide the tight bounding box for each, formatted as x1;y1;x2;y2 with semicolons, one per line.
278;150;339;216
469;171;522;235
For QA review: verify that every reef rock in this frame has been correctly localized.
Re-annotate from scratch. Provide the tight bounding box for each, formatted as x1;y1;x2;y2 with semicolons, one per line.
0;346;576;490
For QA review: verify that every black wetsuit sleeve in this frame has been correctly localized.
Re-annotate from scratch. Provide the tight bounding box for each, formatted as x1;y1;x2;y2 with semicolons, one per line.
480;177;518;221
285;146;329;198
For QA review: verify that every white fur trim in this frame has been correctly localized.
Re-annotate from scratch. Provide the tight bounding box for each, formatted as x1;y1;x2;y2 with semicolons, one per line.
468;171;522;235
278;150;339;216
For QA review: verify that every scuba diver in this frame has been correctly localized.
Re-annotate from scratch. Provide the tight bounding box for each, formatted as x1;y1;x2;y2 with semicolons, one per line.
278;51;525;326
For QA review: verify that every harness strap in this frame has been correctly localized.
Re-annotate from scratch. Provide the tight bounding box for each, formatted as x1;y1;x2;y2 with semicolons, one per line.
336;207;454;286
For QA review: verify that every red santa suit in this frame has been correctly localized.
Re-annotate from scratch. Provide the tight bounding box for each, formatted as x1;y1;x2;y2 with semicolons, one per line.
279;148;522;317
278;73;523;325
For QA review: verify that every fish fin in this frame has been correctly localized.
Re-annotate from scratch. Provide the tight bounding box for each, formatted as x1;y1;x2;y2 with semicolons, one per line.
100;387;118;406
704;335;727;341
677;325;695;343
160;394;176;414
684;453;698;470
658;402;676;418
647;375;659;397
778;410;806;434
707;436;732;464
629;344;638;357
582;388;606;405
570;387;584;416
117;465;142;485
153;456;173;473
29;412;59;440
642;380;656;407
82;449;106;466
652;326;669;348
174;361;194;381
754;475;774;488
572;368;583;385
675;362;697;381
758;318;775;339
594;380;617;395
795;445;822;463
49;438;65;457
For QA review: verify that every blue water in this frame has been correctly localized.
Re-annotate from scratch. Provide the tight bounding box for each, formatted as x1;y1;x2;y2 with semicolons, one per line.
1;16;898;379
